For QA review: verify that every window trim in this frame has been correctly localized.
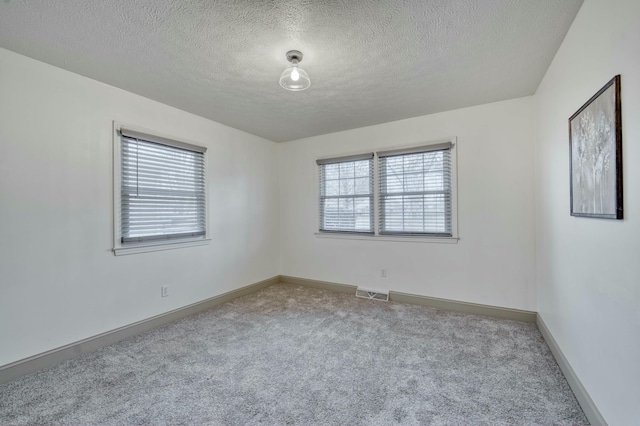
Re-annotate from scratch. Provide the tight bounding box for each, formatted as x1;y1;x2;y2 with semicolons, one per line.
112;121;210;256
317;153;374;234
316;137;458;242
378;142;453;236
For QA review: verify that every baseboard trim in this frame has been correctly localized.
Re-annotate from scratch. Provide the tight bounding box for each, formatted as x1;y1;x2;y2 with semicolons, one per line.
279;275;357;294
0;275;280;385
390;290;537;323
278;275;536;323
536;315;607;425
1;273;603;426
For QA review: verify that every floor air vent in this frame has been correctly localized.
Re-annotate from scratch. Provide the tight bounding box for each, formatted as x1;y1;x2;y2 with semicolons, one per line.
356;287;389;302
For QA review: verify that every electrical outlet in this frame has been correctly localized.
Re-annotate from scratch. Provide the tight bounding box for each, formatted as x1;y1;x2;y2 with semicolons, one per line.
161;285;169;297
380;268;387;278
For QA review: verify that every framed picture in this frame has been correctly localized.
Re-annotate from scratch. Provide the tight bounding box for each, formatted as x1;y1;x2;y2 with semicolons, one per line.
569;75;623;219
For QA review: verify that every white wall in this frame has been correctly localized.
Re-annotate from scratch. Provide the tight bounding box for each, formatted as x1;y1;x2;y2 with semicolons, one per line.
0;48;279;367
6;4;636;419
534;0;640;424
278;97;537;311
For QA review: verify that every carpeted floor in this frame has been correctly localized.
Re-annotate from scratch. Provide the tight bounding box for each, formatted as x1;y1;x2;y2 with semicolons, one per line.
0;283;588;425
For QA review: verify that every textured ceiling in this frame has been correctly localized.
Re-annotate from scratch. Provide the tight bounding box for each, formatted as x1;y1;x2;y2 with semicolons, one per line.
0;0;583;142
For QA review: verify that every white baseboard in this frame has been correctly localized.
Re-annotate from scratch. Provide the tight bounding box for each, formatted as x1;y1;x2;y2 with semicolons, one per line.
536;314;607;425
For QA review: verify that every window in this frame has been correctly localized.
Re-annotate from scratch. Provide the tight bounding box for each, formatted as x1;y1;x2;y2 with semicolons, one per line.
317;153;374;233
379;143;452;236
317;141;456;239
114;125;208;255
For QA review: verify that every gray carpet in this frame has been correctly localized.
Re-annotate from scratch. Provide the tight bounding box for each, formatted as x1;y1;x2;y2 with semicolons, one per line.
0;283;587;425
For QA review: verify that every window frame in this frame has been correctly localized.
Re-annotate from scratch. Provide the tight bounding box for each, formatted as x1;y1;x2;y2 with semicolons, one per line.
378;142;453;237
317;153;375;234
316;138;458;243
112;121;210;256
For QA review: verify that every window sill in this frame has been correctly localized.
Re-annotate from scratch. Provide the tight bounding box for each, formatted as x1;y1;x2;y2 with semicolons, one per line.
113;238;211;256
314;233;459;244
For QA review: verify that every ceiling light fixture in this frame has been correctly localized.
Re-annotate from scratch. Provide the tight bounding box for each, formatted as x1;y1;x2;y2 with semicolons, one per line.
279;50;310;91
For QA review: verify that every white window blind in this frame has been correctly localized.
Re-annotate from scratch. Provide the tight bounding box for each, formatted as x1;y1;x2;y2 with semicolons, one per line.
379;143;452;236
120;130;206;244
317;154;374;233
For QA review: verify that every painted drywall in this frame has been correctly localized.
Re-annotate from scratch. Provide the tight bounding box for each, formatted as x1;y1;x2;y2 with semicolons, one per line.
278;97;536;311
534;0;640;424
0;48;279;367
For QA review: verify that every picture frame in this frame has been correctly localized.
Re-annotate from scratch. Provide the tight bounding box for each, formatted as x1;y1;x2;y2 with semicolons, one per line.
569;75;623;219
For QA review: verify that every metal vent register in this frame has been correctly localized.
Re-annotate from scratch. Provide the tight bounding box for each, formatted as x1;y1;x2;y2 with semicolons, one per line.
355;287;389;302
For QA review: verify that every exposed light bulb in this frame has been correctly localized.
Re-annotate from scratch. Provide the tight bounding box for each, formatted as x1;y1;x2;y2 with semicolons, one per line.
291;67;300;81
279;50;310;91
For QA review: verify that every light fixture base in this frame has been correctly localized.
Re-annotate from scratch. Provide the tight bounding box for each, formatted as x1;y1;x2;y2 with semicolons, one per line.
286;50;303;63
